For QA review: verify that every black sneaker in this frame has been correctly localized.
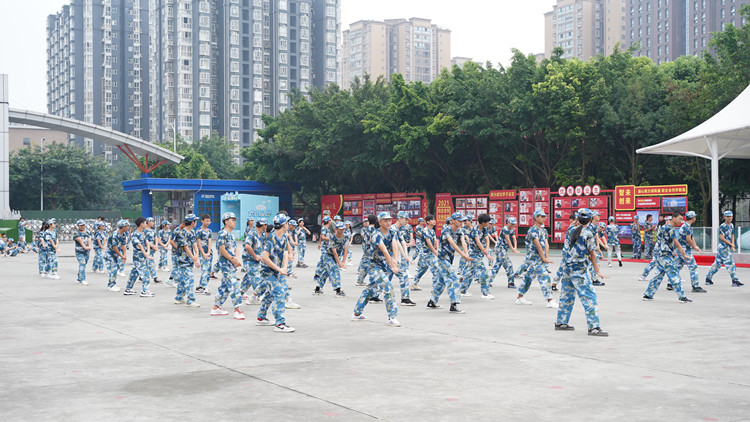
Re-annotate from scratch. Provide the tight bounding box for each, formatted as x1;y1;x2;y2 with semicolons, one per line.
401;298;416;306
618;260;623;267
692;286;708;293
210;274;218;279
642;295;654;301
195;286;205;294
666;284;674;291
313;286;323;295
554;323;575;331
705;279;714;285
678;296;693;303
334;288;347;298
732;280;744;287
153;278;163;284
551;284;558;291
449;303;465;314
588;327;609;336
593;281;605;286
507;282;516;288
369;296;382;303
426;300;441;309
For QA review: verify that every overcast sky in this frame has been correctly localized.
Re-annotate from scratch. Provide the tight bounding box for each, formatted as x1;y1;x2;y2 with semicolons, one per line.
0;0;555;112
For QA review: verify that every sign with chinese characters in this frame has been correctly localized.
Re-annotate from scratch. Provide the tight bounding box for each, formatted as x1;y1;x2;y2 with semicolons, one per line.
614;185;636;211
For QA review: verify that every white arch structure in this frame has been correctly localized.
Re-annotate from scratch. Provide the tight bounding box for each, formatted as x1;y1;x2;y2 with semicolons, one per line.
1;74;183;218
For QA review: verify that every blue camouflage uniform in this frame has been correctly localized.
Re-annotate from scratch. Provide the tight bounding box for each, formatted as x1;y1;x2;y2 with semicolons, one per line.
461;225;492;296
353;224;399;320
36;231;47;274
317;229;349;291
518;225;553;300
644;223;688;300
677;221;700;289
556;223;602;330
414;226;438;287
356;225;376;286
106;230;126;288
631;219;642;259
92;226;107;272
145;224;158;281
643;221;656;258
158;227;171;269
174;227;198;305
605;222;622;263
640;225;669;279
394;222;412;300
491;225;517;284
295;225;308;264
430;223;464;305
258;226;290;325
554;223;577;284
706;220;739;283
242;228;264;295
214;227;241;308
72;228;92;283
43;228;59;274
126;230;152;293
196;226;213;289
313;223;332;282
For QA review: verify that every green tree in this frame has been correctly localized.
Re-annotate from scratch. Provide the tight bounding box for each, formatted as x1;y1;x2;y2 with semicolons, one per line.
10;143;114;210
194;131;240;179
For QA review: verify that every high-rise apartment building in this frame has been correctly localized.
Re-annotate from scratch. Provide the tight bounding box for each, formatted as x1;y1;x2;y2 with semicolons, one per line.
626;0;749;64
47;0;149;162
149;0;340;152
341;17;450;87
545;0;748;65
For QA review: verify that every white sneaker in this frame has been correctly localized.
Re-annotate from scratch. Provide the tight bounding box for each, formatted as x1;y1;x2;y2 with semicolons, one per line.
165;279;176;288
351;313;367;321
274;324;296;333
245;294;260;305
481;294;495;300
186;302;201;308
123;289;137;296
80;281;89;286
546;300;559;309
388;318;401;327
211;307;229;316
107;285;121;292
117;272;126;277
515;297;532;305
461;292;472;297
608;263;612;267
139;290;155;297
174;299;186;304
233;310;246;320
41;273;48;279
285;299;301;309
49;273;61;280
256;318;273;326
638;275;647;281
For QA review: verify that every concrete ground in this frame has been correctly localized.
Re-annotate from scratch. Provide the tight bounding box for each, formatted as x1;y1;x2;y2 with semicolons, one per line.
0;243;748;422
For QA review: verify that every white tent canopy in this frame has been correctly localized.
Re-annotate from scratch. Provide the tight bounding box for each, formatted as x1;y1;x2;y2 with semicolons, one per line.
637;83;750;252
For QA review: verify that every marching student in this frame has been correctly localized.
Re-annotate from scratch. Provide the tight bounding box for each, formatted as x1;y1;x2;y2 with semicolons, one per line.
313;221;349;297
124;217;155;297
677;211;707;293
356;216;376;286
552;213;578;290
642;214;656;259
295;218;311;267
37;221;49;277
105;220;129;292
173;214;201;307
461;213;495;299
393;211;416;306
43;219;60;279
554;209;609;336
351;212;401;326
413;214;438;290
241;218;267;305
92;221;107;273
195;214;213;295
605;216;623;267
642;212;693;303
491;217;520;288
705;210;743;287
256;213;296;332
144;217;161;284
212;213;245;319
157;221;172;271
515;210;557;308
72;219;93;286
631;216;642;259
427;212;473;314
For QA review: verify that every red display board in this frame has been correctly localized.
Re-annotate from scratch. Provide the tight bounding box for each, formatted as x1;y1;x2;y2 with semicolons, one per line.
614;184;689;245
323;192;428;225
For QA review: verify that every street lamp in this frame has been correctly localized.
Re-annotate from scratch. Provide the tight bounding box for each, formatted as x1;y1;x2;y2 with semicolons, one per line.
40;137;45;211
167;119;177;151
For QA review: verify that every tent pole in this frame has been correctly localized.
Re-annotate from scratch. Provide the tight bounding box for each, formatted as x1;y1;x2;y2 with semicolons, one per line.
711;137;719;253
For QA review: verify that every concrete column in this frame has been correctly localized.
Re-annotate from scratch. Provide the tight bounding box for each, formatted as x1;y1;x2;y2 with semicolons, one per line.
0;75;10;219
141;173;153;217
710;137;719;253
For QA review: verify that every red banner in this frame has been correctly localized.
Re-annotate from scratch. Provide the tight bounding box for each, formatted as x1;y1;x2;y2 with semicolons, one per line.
636;197;659;208
435;193;453;236
489;190;516;200
614;185;636;211
343;194;363;201
321;195;343;216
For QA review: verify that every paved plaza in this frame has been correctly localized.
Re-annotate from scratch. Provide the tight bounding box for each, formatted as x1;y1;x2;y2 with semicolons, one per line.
0;243;749;421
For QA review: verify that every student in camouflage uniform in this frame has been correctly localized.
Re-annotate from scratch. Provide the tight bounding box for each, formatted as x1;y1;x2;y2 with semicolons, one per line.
642;214;656;259
36;222;49;276
351;212;402;327
554;208;609;336
157;221;171;271
241;218;267;305
43;219;60;279
642;212;693;303
72;219;93;285
356;216;376;286
677;211;707;293
92;221;107;273
195;215;213;295
552;213;578;289
144;217;161;285
255;213;296;332
605;216;623;267
639;217;671;282
313;216;333;284
631;215;642;259
313;221;349;297
414;214;438;290
393;211;416;306
174;214;201;307
461;213;495;299
427;212;473;314
106;220;129;292
515;210;557;308
167;221;185;287
211;212;245;319
705;210;744;287
491;217;520;288
295;218;311;267
124;217;155;297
